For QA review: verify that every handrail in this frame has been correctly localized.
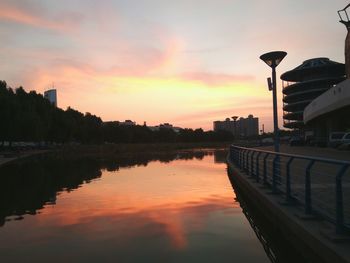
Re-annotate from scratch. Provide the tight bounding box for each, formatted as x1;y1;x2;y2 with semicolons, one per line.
228;145;350;235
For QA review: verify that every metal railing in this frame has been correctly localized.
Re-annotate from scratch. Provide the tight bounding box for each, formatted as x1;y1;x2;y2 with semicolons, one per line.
229;145;350;234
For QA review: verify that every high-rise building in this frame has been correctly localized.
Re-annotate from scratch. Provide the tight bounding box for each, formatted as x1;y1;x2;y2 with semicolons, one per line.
213;115;259;137
44;89;57;107
213;118;234;133
237;115;259;137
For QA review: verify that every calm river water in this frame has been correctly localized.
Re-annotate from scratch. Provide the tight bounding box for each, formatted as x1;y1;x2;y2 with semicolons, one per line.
0;149;297;262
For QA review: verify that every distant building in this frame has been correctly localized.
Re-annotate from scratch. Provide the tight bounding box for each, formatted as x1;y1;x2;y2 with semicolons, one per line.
213;118;234;134
149;123;181;133
158;123;181;133
159;123;173;129
238;115;259;137
119;120;136;126
213;115;259;137
44;89;57;107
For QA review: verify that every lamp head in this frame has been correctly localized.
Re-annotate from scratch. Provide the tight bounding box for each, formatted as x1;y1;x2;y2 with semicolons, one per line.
338;4;350;28
260;51;287;68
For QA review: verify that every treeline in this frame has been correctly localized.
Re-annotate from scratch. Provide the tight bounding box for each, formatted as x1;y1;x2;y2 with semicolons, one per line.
0;81;233;145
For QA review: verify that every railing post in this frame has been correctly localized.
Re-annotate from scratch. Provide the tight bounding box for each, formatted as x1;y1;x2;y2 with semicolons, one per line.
305;160;315;215
263;153;269;185
250;151;255;177
245;150;249;173
231;146;235;163
236;147;239;164
239;149;243;169
236;148;239;164
244;150;248;173
238;149;243;170
285;157;294;203
335;164;349;234
232;147;237;164
256;152;262;183
272;155;279;193
242;149;246;170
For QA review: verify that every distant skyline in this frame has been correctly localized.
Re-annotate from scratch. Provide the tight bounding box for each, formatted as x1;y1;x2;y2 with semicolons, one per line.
0;0;347;131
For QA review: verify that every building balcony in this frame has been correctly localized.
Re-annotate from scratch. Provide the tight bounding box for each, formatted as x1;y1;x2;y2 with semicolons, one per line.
283;100;311;112
283;87;329;103
282;77;344;95
283;119;304;129
283;111;303;121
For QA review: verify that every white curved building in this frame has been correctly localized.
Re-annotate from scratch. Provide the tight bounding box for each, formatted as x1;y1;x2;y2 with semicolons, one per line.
304;79;350;123
303;79;350;143
281;58;345;129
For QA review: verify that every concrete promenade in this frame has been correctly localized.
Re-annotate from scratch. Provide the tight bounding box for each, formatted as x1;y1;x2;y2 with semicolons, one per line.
227;150;350;263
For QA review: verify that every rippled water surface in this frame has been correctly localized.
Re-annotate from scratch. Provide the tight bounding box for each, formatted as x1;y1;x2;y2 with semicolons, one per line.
0;150;270;263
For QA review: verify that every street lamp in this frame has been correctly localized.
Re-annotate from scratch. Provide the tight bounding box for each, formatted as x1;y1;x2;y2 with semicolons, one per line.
231;116;239;139
338;4;350;25
260;51;287;152
338;4;350;78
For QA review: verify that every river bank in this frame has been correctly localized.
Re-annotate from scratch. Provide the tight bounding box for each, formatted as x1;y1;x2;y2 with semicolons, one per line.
0;142;231;167
0;150;50;167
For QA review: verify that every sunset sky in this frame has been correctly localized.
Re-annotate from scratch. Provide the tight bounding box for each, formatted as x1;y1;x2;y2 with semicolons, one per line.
0;0;347;131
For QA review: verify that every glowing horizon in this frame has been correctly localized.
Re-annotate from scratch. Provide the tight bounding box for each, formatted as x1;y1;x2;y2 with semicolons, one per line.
0;0;346;131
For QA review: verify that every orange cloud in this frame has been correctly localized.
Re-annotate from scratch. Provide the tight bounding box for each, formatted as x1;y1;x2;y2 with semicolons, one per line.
172;97;282;131
33;195;237;250
10;58;272;130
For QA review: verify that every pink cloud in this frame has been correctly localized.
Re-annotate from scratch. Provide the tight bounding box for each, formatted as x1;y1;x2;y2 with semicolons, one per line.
0;2;83;32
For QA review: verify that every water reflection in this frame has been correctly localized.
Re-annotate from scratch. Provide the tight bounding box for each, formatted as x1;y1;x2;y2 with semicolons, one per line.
0;149;271;263
0;150;217;227
226;167;309;263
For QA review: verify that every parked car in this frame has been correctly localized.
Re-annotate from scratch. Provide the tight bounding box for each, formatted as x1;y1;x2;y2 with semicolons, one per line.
337;133;350;149
341;133;350;144
328;132;350;148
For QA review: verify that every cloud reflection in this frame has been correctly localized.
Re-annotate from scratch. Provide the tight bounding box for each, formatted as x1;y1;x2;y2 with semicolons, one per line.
0;150;273;263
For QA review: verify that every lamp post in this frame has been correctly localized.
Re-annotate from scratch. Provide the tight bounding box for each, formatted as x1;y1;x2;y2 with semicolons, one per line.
338;4;350;78
260;51;287;152
231;116;239;139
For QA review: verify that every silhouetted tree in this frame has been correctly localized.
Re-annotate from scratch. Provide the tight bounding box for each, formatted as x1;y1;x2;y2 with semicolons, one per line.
0;81;234;146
